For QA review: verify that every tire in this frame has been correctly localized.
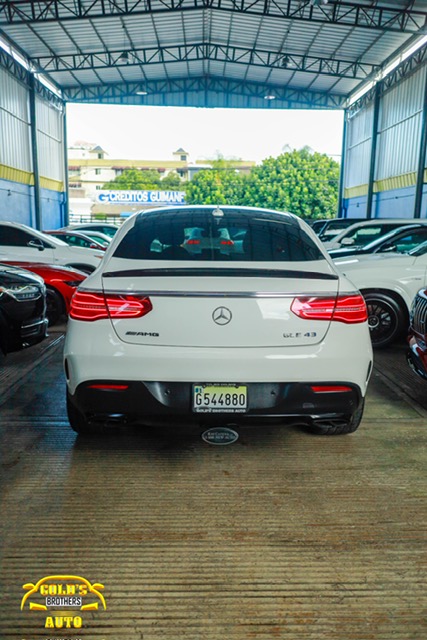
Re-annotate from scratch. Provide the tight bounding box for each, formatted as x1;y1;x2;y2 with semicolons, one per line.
46;287;64;326
67;393;93;435
311;400;365;436
363;292;405;348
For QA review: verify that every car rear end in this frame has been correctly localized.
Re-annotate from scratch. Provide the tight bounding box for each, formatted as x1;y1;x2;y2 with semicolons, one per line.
64;206;373;433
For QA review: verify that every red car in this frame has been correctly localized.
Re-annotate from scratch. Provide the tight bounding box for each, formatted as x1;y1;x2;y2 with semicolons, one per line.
2;262;86;326
407;288;427;380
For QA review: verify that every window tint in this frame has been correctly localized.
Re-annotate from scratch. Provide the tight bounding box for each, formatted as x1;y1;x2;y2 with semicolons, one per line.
393;229;427;252
348;226;383;244
114;209;324;262
65;234;90;248
0;226;32;246
100;227;117;237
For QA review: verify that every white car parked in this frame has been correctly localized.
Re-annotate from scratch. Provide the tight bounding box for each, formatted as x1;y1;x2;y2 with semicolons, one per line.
62;222;119;238
64;206;373;436
334;240;427;347
0;222;105;273
324;219;427;251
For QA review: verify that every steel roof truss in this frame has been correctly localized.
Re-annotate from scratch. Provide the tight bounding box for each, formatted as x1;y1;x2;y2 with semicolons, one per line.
63;75;345;107
0;1;424;34
30;42;378;80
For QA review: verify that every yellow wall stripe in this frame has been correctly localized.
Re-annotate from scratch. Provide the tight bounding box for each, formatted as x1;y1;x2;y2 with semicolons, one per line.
0;164;34;185
40;176;64;192
0;164;64;192
344;184;368;198
345;171;427;199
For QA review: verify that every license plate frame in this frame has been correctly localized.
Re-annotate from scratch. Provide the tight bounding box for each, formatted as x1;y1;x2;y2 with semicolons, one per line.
192;384;248;413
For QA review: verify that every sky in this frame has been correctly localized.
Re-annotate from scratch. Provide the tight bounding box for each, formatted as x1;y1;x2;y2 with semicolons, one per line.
66;104;344;165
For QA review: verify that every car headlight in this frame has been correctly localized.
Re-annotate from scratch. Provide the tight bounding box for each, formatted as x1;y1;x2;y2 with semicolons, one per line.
0;284;43;301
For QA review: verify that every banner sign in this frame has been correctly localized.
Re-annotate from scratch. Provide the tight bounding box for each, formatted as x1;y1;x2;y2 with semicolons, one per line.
96;190;186;205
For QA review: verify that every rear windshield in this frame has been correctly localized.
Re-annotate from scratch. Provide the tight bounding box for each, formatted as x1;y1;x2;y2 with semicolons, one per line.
113;209;324;262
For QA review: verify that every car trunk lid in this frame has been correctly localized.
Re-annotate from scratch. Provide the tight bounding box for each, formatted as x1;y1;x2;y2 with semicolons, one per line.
101;262;340;348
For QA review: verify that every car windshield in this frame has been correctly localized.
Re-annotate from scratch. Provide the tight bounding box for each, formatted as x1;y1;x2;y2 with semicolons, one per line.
113;208;324;262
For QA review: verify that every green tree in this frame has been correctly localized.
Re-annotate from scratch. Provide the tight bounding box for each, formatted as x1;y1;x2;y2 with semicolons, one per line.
103;168;161;190
186;169;246;205
161;171;182;189
244;147;339;219
184;148;339;219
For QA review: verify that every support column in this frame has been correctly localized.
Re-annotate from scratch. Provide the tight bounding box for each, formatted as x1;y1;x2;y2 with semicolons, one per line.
414;66;427;219
337;110;348;218
366;83;381;220
62;104;70;226
29;75;42;230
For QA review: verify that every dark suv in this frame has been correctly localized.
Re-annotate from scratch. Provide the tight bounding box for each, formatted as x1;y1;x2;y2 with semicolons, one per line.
407;289;427;380
0;263;48;356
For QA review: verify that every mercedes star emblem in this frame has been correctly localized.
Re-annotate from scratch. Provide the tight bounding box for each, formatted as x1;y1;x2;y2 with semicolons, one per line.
212;306;232;325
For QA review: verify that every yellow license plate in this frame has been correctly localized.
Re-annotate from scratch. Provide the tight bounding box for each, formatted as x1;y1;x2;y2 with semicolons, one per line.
193;385;248;413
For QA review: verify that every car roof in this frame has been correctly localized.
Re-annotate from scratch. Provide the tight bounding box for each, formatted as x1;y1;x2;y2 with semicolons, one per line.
134;205;300;227
68;222;119;228
331;218;427;243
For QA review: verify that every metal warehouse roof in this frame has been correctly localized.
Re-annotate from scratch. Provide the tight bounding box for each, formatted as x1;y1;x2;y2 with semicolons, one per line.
0;0;426;108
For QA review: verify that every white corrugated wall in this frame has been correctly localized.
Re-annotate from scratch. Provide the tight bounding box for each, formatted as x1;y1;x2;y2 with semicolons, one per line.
376;67;426;181
344;103;374;190
35;95;65;184
0;63;66;227
0;67;32;173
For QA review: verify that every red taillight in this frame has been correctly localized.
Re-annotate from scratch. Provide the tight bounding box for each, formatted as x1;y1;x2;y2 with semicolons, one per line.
311;385;353;393
291;294;367;324
332;294;368;323
106;294;152;318
186;239;200;245
69;291;153;322
220;240;234;246
87;384;129;390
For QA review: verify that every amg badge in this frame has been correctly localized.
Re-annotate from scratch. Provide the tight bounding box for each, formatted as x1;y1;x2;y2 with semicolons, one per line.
125;331;159;337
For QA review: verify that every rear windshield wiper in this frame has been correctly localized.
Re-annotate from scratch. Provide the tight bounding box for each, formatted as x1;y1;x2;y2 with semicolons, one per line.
103;267;338;280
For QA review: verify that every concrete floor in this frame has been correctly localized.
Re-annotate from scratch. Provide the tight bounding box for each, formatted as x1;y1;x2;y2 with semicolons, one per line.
0;332;427;639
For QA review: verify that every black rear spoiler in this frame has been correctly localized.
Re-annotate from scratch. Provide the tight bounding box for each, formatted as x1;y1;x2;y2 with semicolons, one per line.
102;267;338;281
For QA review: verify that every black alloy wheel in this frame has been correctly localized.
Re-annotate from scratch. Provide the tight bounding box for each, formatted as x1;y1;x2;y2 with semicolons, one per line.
46;287;64;326
363;292;405;348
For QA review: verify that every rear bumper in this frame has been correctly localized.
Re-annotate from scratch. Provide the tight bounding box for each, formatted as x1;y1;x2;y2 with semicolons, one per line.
68;380;363;426
64;319;373;395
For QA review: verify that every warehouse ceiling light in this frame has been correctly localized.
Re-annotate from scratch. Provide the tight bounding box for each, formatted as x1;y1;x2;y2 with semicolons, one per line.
118;51;129;64
263;94;276;100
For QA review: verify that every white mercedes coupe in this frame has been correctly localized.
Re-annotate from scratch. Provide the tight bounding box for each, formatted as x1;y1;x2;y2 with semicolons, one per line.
64;206;373;436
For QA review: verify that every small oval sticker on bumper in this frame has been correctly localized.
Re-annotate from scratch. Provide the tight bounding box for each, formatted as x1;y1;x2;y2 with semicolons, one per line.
201;427;239;445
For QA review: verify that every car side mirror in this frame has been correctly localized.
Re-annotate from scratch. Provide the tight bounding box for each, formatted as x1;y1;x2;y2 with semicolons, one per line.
27;239;44;251
89;243;98;249
382;244;396;252
340;237;355;246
